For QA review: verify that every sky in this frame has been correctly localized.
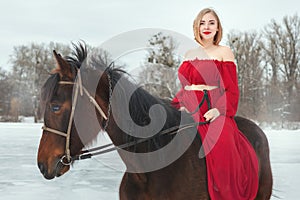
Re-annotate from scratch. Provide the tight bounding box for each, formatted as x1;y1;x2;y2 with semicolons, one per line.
1;0;299;71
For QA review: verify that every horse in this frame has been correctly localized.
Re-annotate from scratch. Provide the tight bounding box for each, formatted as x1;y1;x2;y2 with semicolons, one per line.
37;43;273;199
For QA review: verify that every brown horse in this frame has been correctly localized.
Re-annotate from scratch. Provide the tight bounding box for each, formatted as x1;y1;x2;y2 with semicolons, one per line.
37;44;272;199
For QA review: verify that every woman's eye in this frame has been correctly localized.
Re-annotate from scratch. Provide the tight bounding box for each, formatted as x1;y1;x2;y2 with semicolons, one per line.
50;104;61;112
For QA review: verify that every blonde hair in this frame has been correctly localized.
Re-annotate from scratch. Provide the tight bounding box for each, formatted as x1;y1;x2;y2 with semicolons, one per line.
193;8;223;45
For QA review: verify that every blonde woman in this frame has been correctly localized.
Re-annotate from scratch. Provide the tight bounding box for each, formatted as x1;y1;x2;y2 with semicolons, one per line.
172;8;259;200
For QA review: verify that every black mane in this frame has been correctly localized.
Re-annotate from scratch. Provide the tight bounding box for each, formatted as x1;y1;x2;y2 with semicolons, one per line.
85;46;182;127
40;73;60;112
106;67;183;151
65;43;87;69
80;44;185;150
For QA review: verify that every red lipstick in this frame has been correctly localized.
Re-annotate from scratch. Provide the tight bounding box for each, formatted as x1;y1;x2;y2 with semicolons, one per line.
203;31;211;35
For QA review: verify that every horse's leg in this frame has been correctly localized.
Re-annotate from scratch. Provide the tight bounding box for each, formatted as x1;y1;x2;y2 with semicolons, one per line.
253;130;273;200
119;176;128;200
234;116;273;200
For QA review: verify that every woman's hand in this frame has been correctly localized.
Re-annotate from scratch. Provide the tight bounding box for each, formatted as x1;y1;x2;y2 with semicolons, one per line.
204;108;220;122
179;106;189;113
184;84;218;91
184;84;203;91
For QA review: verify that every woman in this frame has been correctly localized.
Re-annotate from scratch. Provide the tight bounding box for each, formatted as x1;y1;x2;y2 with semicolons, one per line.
172;8;259;199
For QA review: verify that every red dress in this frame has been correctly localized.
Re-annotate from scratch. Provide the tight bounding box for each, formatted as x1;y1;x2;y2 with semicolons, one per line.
172;59;259;200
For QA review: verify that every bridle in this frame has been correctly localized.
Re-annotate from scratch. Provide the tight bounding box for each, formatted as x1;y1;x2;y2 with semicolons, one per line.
41;68;210;166
42;69;109;165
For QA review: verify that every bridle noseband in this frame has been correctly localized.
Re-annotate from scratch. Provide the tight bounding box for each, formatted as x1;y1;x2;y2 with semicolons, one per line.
42;69;109;165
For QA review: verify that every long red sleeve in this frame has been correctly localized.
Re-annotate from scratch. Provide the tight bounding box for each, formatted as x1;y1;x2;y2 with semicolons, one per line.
214;62;239;117
171;88;184;109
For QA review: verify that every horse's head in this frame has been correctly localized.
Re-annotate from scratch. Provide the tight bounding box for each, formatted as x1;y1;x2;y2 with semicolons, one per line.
37;46;87;180
37;42;192;176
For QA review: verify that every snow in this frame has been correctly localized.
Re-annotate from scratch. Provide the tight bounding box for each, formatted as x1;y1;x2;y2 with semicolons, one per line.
0;122;299;199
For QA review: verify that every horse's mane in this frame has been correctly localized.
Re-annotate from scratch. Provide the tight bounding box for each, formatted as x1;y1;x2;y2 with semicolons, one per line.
85;46;183;151
105;66;183;151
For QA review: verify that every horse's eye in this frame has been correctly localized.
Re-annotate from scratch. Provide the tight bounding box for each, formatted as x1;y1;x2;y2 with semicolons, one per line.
50;104;61;112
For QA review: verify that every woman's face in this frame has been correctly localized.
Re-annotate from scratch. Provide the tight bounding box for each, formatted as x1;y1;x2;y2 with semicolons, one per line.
199;12;219;41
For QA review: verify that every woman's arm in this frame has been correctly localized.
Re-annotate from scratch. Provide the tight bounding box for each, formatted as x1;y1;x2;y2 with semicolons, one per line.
214;61;239;117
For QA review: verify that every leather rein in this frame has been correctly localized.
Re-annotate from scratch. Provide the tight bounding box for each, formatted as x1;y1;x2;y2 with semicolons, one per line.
42;70;209;166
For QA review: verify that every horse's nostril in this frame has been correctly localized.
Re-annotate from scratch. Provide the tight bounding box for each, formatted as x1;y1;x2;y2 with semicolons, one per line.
38;162;47;175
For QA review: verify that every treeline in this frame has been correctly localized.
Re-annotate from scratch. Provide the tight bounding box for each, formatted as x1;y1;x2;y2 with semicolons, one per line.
227;14;300;123
0;42;72;122
0;14;299;125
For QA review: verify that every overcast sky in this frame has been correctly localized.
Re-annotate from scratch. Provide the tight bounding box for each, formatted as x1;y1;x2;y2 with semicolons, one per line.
1;0;299;70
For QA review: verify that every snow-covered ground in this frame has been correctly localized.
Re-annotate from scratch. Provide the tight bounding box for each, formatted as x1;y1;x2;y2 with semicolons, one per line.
0;121;299;199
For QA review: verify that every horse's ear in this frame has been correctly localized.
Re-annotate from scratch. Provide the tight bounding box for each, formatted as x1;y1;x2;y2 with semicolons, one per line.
52;50;73;79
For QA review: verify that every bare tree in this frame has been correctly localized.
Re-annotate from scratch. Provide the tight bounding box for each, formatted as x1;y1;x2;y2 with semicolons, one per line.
9;42;71;122
139;32;181;98
263;14;300;121
227;31;265;120
0;69;14;119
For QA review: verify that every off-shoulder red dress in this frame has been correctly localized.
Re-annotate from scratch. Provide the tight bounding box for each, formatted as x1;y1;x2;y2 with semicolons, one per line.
172;59;259;200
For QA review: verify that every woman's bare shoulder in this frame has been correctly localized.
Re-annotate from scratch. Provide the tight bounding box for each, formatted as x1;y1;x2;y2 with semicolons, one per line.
218;45;235;62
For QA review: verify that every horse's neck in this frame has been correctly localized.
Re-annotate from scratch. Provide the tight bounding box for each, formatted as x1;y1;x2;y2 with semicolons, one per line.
104;117;203;175
105;123;127;147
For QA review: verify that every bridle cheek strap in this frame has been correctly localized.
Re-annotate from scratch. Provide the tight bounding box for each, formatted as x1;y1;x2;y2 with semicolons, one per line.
42;69;108;164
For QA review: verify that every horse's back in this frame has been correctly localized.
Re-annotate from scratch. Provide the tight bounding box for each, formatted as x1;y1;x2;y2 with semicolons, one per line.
119;115;273;200
234;116;273;200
